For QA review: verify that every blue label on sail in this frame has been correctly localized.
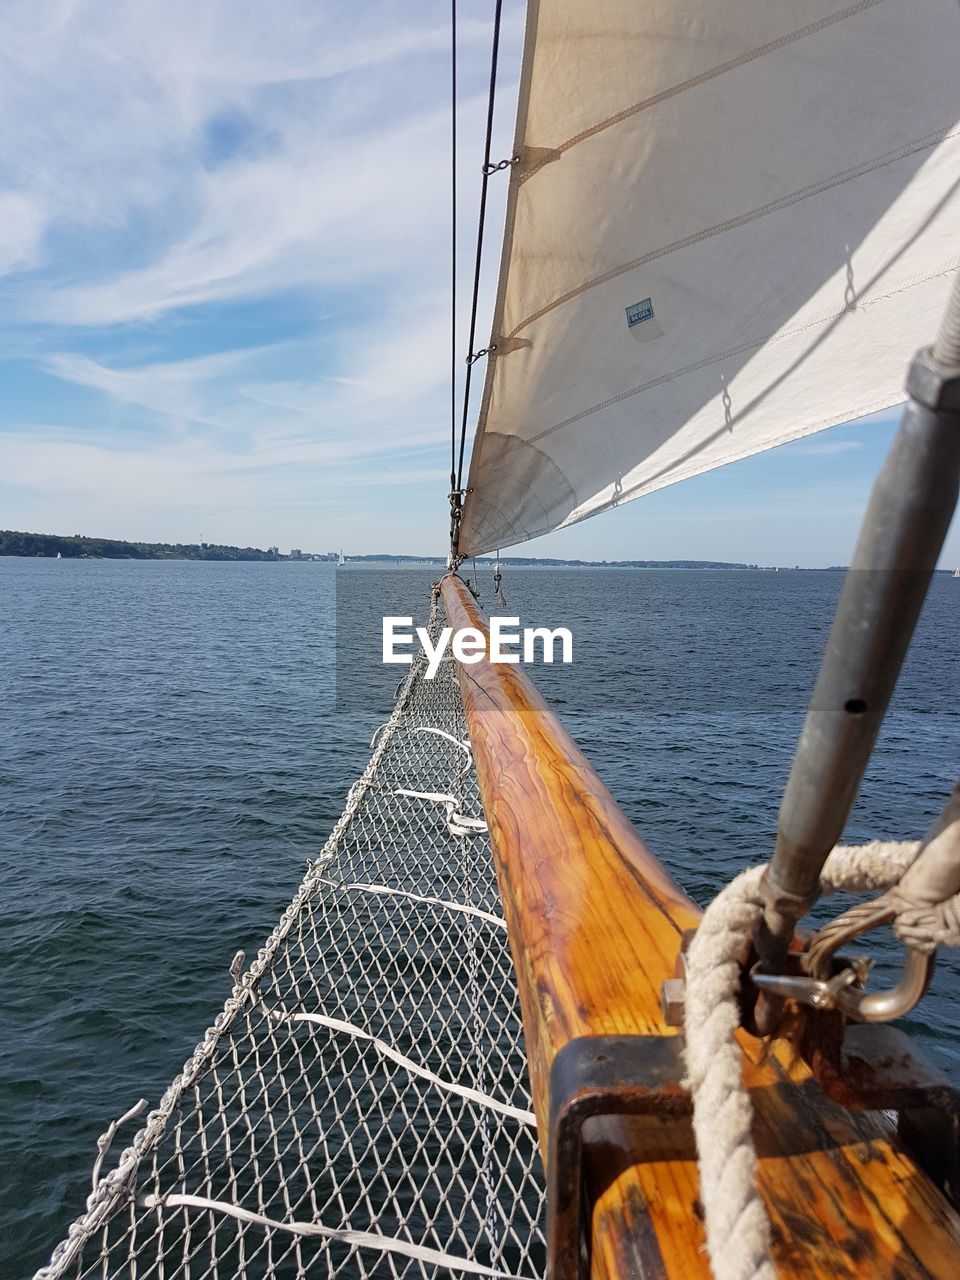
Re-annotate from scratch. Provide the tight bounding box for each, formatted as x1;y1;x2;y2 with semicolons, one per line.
626;298;654;328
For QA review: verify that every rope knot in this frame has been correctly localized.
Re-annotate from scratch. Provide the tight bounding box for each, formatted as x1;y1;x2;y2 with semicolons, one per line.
894;896;960;954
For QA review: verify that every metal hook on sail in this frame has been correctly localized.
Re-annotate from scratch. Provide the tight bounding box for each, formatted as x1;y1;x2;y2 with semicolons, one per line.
481;155;518;176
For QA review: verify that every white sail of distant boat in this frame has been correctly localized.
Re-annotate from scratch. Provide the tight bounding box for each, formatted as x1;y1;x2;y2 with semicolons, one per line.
338;549;345;566
954;566;960;578
56;552;62;559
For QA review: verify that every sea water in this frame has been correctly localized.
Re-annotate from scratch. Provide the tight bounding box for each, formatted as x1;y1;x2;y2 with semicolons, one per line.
1;558;957;1278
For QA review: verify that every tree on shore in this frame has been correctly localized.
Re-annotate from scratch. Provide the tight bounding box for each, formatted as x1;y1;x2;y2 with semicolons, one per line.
0;530;276;561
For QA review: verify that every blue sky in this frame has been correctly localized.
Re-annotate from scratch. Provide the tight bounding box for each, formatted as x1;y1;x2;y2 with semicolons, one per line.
1;1;957;568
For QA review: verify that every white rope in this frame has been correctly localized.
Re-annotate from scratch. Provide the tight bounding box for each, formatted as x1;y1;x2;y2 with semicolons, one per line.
393;786;489;836
91;1099;147;1192
405;725;473;760
684;864;774;1280
821;835;960;955
139;1193;537;1279
314;877;507;929
370;722;472;772
894;895;960;953
262;1004;537;1127
683;839;928;1280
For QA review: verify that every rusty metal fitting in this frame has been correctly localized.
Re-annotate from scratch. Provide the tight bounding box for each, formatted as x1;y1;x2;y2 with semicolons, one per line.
659;928;697;1027
660;978;686;1027
759;868;819;925
905;347;960;412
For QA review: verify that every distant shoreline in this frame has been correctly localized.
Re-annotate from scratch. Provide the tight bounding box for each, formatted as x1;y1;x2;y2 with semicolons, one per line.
0;530;279;562
0;529;893;571
342;555;823;570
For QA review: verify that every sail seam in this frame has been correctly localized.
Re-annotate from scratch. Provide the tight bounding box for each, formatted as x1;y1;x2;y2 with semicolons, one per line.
460;432;578;550
507;126;960;339
518;0;886;184
460;324;953;554
529;258;960;446
468;259;958;553
460;489;531;552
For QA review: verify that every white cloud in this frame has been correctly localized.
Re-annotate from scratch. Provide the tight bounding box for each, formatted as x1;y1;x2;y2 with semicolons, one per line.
0;423;450;554
0;193;44;274
0;1;518;320
0;1;525;552
46;348;257;428
44;291;455;462
37;108;454;324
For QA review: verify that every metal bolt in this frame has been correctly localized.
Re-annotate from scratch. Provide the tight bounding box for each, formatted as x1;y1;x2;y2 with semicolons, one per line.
661;977;686;1027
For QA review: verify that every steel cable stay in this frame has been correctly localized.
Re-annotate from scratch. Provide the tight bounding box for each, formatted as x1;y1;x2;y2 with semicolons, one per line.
449;0;458;540
450;0;507;557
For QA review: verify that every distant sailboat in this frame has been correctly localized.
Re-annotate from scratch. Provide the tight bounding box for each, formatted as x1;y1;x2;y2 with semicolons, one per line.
56;552;62;559
338;549;345;566
953;566;959;578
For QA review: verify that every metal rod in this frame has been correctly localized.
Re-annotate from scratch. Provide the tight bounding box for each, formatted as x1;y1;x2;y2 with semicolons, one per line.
755;303;960;1007
933;269;960;367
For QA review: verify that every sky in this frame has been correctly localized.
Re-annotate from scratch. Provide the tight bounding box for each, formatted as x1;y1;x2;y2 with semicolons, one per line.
1;0;957;569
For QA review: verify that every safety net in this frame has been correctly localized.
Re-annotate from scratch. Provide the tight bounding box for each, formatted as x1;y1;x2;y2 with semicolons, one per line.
37;593;546;1280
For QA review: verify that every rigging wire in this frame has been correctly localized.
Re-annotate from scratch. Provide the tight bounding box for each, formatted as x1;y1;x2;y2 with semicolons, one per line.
452;0;506;549
449;0;457;499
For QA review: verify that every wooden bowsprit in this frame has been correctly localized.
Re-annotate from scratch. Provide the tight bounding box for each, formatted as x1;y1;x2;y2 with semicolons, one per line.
441;572;960;1280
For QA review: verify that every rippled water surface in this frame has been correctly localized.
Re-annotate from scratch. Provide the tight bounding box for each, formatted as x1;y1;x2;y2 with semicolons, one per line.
1;558;957;1278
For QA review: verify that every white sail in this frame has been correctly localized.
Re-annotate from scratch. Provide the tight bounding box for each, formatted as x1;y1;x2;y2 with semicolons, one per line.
458;0;960;557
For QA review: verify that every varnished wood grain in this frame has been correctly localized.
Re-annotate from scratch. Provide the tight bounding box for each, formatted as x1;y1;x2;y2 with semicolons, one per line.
440;573;960;1278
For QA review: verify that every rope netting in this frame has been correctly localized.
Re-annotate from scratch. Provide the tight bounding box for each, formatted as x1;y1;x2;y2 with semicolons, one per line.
38;594;546;1280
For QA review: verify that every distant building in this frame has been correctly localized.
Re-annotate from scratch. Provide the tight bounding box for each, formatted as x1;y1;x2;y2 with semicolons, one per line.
269;545;279;559
290;548;302;560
